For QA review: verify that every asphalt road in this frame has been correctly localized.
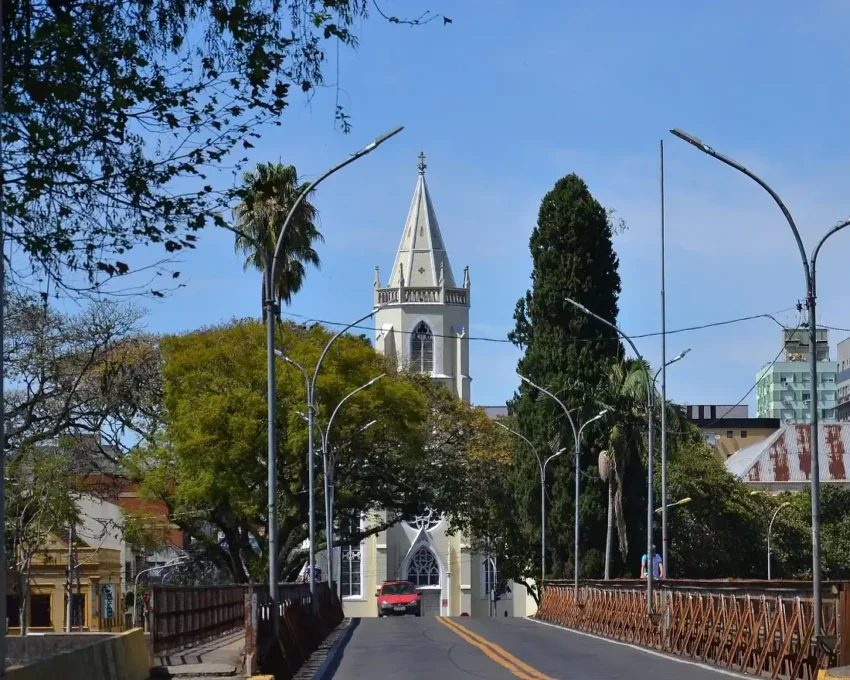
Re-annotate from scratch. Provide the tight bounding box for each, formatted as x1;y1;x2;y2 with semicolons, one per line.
328;615;743;679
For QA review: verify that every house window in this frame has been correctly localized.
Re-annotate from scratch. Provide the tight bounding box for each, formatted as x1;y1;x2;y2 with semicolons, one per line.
340;546;362;598
407;548;440;587
340;514;363;599
483;556;499;595
410;322;434;374
30;594;52;628
741;430;748;438
6;596;20;628
726;430;733;439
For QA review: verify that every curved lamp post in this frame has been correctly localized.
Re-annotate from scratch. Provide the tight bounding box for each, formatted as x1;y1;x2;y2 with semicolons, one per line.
275;306;386;612
653;347;690;578
768;502;791;581
515;373;606;604
564;297;656;617
670;128;850;640
262;127;402;629
133;557;188;628
494;420;565;590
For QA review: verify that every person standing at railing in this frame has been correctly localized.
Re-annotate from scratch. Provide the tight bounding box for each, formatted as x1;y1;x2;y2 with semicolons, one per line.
640;544;663;580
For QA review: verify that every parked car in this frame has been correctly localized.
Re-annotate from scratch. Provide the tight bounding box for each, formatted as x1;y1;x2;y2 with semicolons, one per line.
376;581;421;617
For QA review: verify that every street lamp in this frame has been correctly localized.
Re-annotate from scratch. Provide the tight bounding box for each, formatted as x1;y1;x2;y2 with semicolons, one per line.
261;127;402;630
670;127;850;640
494;420;565;590
768;502;791;581
321;376;384;592
654;497;692;514
564;297;656;618
515;373;606;604
133;557;188;628
653;347;690;579
274;308;386;613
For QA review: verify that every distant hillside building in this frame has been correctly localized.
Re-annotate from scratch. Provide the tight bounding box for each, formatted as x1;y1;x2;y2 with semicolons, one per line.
755;328;838;423
838;337;850;422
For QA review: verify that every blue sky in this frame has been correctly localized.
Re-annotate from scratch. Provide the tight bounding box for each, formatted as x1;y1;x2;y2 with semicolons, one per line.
135;0;850;410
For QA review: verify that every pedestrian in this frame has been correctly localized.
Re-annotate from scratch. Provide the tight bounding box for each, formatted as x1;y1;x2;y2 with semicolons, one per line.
640;544;663;579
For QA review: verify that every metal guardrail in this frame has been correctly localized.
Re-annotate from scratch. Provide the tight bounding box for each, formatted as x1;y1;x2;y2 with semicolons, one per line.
150;585;245;656
537;579;847;679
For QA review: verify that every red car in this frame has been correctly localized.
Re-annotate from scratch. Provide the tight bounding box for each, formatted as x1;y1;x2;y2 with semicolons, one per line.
376;581;421;617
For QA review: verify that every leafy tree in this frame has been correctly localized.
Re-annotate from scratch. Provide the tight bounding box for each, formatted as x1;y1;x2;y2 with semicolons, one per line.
5;447;80;634
4;292;161;456
233;163;322;312
2;0;448;294
133;319;475;583
508;173;623;578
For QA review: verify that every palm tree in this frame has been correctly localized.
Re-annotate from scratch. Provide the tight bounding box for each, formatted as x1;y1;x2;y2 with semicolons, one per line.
598;449;614;580
233;163;323;314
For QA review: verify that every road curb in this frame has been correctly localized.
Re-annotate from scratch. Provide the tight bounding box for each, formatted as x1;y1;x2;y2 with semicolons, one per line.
823;668;850;678
310;617;359;680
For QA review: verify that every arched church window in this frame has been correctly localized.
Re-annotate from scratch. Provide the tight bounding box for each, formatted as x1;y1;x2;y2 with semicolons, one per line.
410;322;434;374
483;555;499;595
407;547;440;586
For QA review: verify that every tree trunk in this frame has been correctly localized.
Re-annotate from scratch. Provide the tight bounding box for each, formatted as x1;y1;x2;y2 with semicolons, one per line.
604;481;614;580
18;569;29;636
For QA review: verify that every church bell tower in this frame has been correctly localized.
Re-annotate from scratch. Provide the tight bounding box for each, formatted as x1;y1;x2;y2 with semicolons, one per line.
372;154;471;402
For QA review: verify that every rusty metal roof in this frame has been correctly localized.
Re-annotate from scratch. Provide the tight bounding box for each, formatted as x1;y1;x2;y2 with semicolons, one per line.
726;423;850;483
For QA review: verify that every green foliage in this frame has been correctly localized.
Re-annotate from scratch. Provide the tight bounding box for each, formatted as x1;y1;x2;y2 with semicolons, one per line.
508;173;623;579
233;163;323;309
133;319;477;582
2;0;446;294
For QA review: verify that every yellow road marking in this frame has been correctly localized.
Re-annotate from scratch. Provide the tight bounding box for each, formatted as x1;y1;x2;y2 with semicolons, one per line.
436;617;556;680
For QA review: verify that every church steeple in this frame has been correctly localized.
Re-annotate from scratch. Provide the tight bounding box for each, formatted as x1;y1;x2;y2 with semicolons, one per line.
387;154;456;289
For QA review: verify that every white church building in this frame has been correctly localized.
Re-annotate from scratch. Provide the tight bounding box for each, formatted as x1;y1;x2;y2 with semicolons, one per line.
334;154;537;619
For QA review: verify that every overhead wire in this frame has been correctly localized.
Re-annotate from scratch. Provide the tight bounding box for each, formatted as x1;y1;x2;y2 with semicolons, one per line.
280;307;797;345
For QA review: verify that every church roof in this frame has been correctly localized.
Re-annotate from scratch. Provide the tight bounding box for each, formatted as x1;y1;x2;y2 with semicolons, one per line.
387;153;456;289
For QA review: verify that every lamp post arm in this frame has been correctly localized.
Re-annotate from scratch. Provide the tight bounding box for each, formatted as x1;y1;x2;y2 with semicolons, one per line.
325;375;386;452
269;128;403;289
494;420;543;479
516;373;578;442
311;306;387;402
811;219;850;276
669;129;810;287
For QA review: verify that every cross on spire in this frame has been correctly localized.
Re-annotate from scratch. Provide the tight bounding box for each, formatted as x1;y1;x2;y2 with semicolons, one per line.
417;151;427;175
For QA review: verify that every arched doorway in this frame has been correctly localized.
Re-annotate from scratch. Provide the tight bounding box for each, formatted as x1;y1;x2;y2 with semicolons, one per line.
405;546;441;616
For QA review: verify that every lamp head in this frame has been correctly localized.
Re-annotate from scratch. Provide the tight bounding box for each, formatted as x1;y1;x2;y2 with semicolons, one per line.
670;129;714;154
564;297;590;315
365;126;404;152
674;348;692;362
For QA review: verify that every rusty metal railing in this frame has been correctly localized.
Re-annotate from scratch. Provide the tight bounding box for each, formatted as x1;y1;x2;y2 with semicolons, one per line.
150;584;245;656
537;579;848;679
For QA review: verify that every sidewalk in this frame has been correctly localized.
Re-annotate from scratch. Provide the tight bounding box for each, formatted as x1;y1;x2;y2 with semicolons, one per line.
151;630;244;678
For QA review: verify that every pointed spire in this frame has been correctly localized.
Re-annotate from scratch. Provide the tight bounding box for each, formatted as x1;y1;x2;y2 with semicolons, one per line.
463;266;470;289
387;154;456;289
374;265;381;288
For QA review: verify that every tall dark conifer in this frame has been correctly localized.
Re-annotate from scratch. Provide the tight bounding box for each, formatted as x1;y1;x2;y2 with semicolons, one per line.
508;173;622;578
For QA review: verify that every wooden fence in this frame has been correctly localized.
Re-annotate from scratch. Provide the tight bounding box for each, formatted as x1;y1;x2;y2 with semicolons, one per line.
537;579;849;680
150;585;245;656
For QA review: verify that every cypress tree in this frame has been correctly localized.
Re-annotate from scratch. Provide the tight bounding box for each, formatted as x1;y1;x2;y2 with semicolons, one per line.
508;173;623;579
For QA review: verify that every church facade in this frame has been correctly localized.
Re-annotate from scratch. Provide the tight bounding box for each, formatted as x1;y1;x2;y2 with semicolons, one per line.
336;155;537;619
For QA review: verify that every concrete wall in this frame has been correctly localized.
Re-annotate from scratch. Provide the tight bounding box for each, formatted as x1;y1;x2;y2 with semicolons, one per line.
6;629;149;680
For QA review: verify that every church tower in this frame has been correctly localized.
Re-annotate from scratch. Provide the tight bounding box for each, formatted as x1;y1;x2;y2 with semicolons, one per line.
373;154;471;402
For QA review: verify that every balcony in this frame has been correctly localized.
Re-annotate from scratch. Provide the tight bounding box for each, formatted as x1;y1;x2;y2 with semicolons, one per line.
375;286;468;306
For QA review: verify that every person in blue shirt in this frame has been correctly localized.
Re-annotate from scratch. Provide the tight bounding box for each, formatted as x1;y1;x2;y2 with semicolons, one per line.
640;544;663;579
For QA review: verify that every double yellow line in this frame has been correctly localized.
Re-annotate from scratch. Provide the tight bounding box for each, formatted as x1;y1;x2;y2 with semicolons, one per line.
436;617;556;680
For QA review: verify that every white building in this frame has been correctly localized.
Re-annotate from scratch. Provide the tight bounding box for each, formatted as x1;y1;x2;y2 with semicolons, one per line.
336;154;536;619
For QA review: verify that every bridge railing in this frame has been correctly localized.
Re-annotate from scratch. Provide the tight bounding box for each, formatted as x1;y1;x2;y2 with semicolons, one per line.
150;584;245;656
537;579;848;679
244;582;344;679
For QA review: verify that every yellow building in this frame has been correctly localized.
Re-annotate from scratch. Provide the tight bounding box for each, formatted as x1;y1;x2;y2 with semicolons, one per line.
6;530;123;633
